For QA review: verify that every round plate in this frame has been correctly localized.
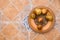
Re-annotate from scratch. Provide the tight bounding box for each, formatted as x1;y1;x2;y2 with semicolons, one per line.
28;6;55;33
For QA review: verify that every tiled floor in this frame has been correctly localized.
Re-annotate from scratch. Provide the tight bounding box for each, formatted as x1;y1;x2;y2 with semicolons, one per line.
0;0;60;40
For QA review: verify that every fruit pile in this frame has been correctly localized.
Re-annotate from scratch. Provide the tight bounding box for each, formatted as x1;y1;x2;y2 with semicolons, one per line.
30;8;53;30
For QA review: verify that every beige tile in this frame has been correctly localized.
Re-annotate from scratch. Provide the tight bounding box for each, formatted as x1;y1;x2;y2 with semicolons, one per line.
43;28;60;40
55;35;60;40
0;33;6;40
11;0;29;11
32;0;49;6
2;4;19;20
33;34;45;40
30;30;38;40
12;23;28;40
13;36;25;40
0;0;9;9
13;31;27;40
0;14;9;21
12;15;21;22
13;22;27;32
2;23;18;38
0;22;8;31
54;0;60;9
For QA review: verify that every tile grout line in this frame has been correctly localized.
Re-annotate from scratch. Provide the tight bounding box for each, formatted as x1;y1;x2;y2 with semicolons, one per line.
28;31;30;40
8;0;20;11
42;34;48;40
32;34;39;40
0;6;12;21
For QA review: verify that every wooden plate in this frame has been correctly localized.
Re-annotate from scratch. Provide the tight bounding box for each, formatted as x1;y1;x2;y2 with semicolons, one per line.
28;6;55;33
